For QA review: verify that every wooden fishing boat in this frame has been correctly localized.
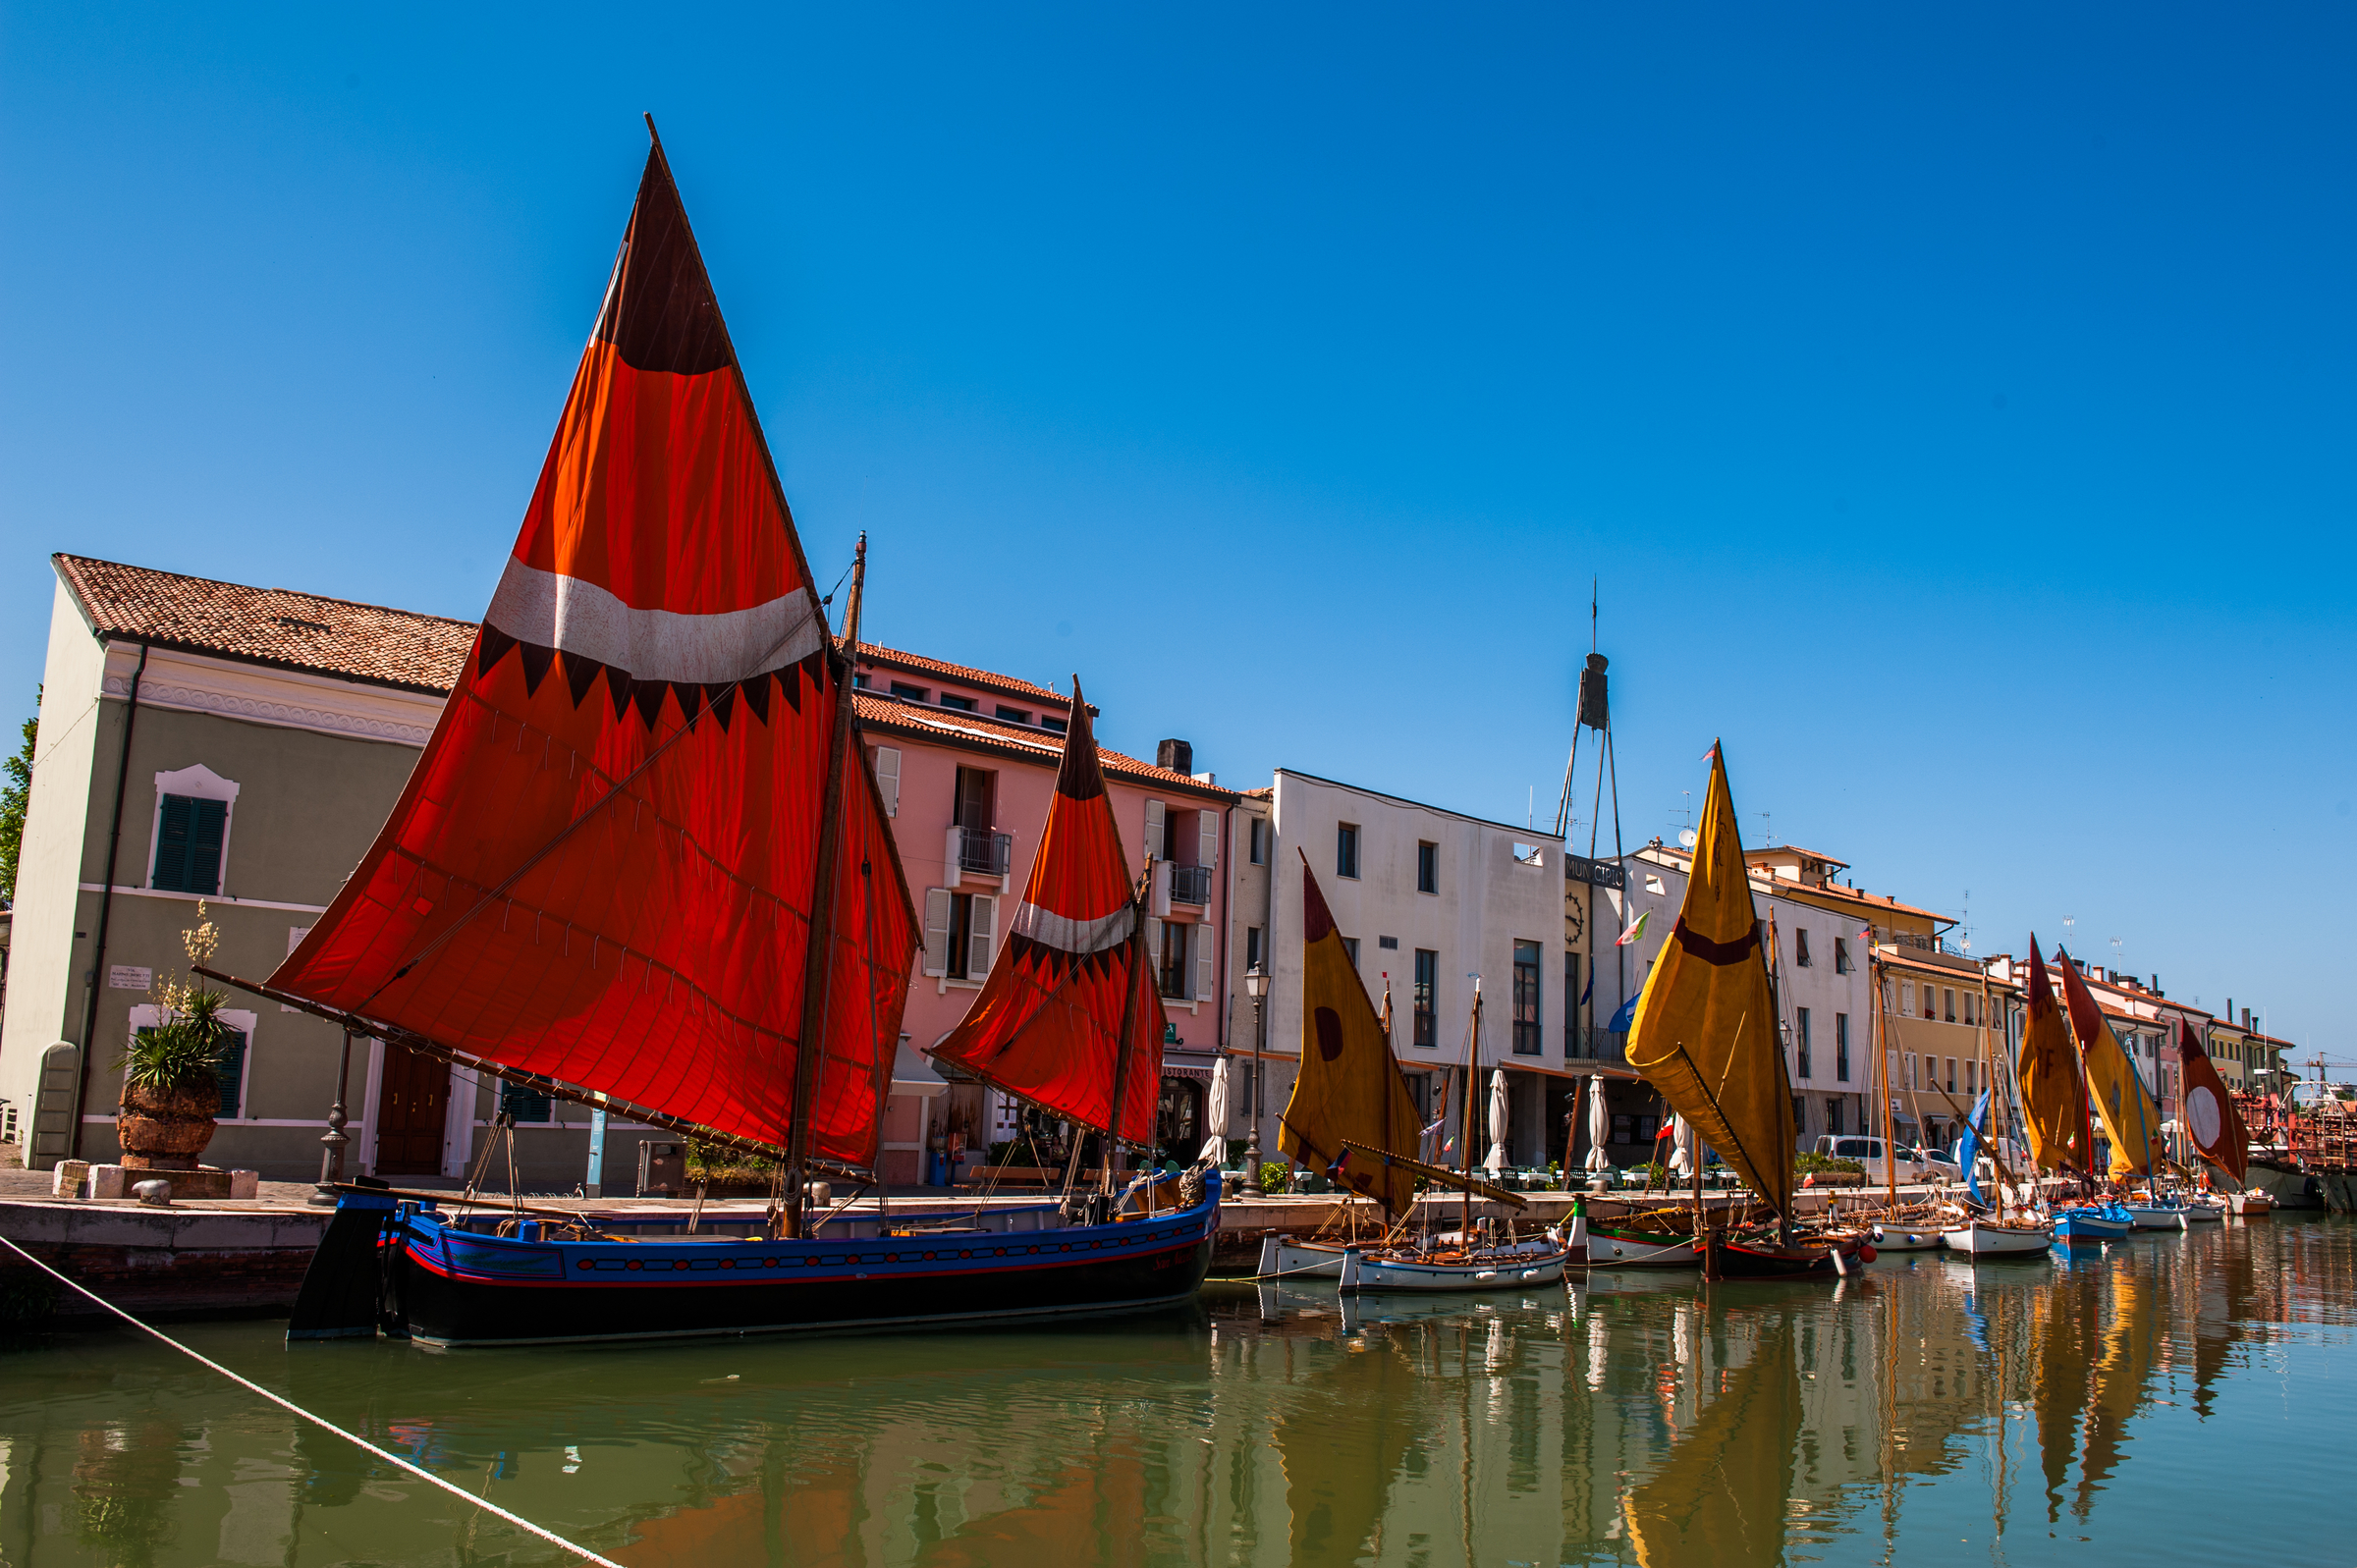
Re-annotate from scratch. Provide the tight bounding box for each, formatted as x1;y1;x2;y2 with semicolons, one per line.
2227;1190;2274;1217
1941;1217;2054;1257
1579;1221;1703;1270
1344;1245;1567;1292
2050;1205;2132;1242
1620;744;1865;1282
1266;863;1570;1293
237;127;1215;1345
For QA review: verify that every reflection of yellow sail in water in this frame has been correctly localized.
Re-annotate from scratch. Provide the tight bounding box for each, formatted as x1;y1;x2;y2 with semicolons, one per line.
2077;1271;2157;1519
2031;1276;2095;1525
1622;1313;1800;1567
1274;1338;1420;1568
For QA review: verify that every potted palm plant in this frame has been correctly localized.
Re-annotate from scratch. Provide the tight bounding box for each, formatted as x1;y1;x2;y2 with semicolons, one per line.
115;906;231;1170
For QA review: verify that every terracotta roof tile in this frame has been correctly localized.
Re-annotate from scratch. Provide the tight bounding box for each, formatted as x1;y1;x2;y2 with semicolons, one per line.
55;554;473;695
852;643;1071;708
854;692;1234;798
1745;843;1850;869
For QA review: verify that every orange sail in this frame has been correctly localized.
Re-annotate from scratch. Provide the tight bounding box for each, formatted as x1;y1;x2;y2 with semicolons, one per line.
268;135;919;1171
928;681;1163;1144
2014;939;2087;1173
2056;946;2165;1180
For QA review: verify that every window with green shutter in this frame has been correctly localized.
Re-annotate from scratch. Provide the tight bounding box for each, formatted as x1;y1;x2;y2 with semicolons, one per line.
500;1082;553;1123
152;794;228;894
132;1024;247;1117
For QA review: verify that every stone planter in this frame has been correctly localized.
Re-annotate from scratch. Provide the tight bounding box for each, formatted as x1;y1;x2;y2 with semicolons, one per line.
116;1081;221;1170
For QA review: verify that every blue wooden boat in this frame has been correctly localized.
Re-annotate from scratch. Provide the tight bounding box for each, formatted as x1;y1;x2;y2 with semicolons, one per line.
2051;1205;2133;1242
303;1181;1218;1347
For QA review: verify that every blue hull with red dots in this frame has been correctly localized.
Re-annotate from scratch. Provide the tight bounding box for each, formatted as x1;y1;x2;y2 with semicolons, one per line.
310;1175;1221;1347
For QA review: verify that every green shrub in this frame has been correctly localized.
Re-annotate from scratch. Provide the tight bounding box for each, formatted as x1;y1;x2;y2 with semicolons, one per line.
1258;1161;1291;1194
1794;1151;1865;1175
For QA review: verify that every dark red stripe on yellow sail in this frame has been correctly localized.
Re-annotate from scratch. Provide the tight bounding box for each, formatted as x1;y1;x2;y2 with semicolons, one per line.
269;136;918;1170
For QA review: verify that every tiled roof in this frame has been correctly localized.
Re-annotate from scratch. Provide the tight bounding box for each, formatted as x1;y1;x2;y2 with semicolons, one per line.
1746;843;1851;870
853;643;1072;709
854;692;1234;798
55;554;473;696
1639;846;1952;924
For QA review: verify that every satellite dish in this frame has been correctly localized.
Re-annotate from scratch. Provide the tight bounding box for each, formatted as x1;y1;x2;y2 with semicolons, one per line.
1677;829;1698;848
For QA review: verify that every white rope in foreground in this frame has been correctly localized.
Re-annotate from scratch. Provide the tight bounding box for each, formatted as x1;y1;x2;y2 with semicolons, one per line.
0;1233;626;1568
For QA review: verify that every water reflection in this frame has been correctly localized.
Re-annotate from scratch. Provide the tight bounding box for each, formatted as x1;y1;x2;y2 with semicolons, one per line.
2;1218;2353;1566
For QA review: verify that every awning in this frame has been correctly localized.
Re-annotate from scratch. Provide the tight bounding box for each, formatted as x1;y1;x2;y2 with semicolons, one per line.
1160;1052;1223;1083
891;1044;950;1098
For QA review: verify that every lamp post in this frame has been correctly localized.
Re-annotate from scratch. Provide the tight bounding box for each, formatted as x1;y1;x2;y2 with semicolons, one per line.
1241;963;1269;1197
312;1026;357;1206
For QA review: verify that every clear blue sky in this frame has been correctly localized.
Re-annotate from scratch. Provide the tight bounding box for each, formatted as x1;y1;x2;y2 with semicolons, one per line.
4;6;2349;1053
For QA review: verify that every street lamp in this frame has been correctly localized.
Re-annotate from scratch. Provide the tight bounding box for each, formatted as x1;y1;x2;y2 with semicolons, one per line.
1241;963;1269;1197
312;1026;357;1206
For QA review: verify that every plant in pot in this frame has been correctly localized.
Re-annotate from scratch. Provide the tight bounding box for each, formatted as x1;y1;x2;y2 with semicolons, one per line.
115;906;231;1171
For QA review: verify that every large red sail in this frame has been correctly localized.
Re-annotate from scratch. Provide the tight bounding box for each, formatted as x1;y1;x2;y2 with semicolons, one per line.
269;137;919;1171
928;682;1163;1143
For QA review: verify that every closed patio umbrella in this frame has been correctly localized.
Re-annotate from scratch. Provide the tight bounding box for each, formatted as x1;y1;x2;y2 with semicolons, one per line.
1200;1054;1232;1165
1485;1067;1510;1174
1586;1076;1613;1171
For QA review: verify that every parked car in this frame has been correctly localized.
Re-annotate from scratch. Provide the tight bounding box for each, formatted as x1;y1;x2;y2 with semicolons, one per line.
1811;1135;1946;1186
1909;1145;1963;1182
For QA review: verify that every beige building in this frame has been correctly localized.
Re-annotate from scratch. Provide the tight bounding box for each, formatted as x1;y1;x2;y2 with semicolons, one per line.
0;556;506;1179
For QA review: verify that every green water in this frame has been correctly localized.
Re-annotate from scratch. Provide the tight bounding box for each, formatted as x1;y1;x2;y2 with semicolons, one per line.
3;1217;2350;1567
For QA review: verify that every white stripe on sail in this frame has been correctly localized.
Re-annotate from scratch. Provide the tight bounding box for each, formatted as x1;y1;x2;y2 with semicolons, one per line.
485;560;821;684
1010;901;1134;954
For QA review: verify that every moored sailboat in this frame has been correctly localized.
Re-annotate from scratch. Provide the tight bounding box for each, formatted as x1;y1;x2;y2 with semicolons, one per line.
221;127;1216;1345
1622;743;1867;1279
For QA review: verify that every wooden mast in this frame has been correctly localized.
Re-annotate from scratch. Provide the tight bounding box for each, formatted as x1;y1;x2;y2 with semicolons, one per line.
780;534;865;1239
1098;861;1152;1197
1460;982;1482;1248
1875;948;1897;1213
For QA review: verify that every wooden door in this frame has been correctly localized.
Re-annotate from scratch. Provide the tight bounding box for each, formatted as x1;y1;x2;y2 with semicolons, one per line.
374;1045;449;1175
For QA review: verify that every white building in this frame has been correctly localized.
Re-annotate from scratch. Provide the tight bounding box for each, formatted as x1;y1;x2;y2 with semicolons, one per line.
1227;769;1566;1171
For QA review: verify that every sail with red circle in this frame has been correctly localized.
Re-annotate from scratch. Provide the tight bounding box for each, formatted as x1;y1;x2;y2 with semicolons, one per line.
927;681;1164;1144
269;136;919;1171
2175;1015;2249;1182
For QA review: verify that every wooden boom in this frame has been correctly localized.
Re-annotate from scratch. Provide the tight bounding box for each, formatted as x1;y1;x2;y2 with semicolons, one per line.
1339;1140;1530;1210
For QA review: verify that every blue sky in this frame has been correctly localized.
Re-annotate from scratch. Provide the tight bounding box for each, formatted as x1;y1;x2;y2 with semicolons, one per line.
4;6;2349;1051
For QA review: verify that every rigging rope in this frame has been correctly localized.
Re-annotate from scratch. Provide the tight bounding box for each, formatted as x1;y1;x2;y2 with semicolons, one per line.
0;1233;628;1568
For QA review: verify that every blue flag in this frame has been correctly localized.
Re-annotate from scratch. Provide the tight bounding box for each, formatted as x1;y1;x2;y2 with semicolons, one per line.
1608;995;1638;1032
1956;1088;1992;1205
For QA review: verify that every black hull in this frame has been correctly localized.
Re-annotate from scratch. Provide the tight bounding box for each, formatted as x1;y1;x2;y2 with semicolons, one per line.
337;1176;1226;1347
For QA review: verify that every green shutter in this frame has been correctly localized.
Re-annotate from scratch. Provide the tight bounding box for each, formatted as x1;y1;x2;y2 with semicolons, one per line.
152;794;227;894
215;1030;247;1118
500;1082;552;1123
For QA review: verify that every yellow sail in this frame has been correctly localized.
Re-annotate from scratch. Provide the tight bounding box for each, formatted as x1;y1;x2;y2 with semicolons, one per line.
1623;742;1793;1217
1277;855;1425;1219
2056;946;2165;1180
2014;939;2087;1173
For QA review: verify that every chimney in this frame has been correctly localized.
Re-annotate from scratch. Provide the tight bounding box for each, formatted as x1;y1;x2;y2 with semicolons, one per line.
1157;737;1193;775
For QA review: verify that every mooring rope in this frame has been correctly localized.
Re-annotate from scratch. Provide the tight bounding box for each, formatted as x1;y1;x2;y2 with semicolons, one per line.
0;1233;627;1568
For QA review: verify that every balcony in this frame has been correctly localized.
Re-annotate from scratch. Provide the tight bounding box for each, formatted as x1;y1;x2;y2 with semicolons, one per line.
1571;1028;1629;1066
954;826;1013;877
1170;864;1213;906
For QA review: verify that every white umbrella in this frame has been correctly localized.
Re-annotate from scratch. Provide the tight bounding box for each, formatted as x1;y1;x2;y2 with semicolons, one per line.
1485;1067;1510;1174
1584;1076;1613;1171
1668;1113;1694;1177
1199;1055;1232;1165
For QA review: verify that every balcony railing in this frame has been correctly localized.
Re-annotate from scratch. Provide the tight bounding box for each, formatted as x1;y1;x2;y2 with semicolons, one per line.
1170;864;1213;906
956;827;1013;877
1569;1028;1629;1065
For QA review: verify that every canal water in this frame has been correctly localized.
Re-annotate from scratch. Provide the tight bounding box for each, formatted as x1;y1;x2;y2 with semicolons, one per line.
3;1215;2351;1567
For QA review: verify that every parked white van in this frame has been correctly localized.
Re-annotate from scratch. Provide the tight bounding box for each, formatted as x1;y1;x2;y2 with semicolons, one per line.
1812;1135;1946;1185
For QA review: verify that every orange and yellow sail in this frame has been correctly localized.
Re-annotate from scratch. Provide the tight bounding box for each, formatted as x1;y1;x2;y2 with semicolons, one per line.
2056;946;2165;1180
2014;938;2086;1173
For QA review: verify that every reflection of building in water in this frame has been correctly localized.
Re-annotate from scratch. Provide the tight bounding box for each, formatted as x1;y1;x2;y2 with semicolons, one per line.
0;1228;2339;1567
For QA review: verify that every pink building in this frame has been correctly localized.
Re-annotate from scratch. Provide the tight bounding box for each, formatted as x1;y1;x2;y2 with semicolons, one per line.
851;643;1238;1184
